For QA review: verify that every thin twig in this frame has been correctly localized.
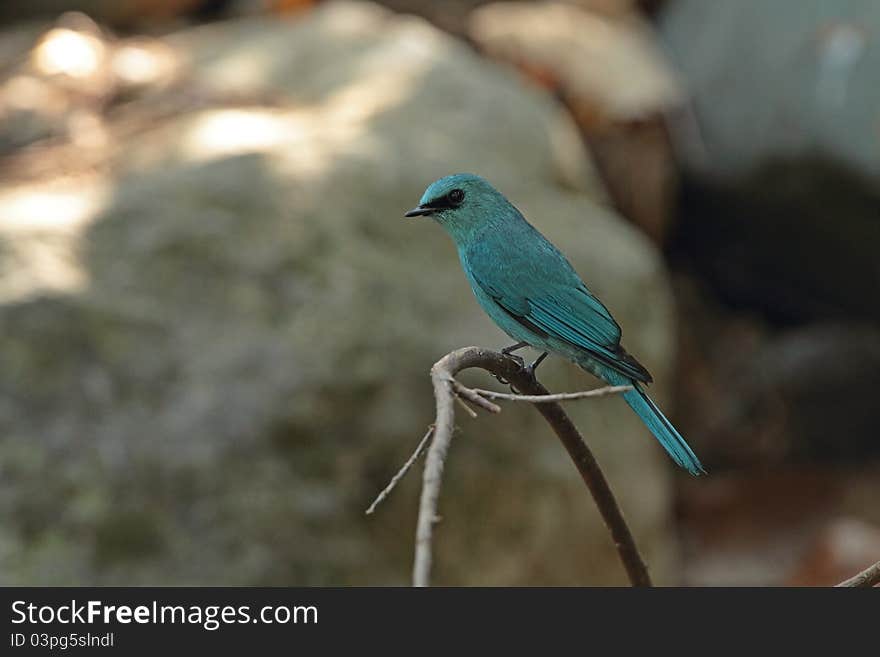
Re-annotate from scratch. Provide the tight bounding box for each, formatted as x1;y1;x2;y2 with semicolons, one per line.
470;384;632;403
835;559;880;588
365;426;434;516
450;379;501;414
412;346;650;587
453;392;480;418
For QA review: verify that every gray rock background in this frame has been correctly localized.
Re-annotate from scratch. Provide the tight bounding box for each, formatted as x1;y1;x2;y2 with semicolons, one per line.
660;0;880;179
0;2;679;585
7;0;875;589
657;0;880;472
654;0;880;585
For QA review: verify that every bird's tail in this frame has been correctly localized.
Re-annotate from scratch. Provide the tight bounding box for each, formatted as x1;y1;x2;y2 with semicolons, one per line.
622;383;705;476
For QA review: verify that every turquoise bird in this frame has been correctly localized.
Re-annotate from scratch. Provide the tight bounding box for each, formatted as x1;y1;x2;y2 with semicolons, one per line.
405;173;704;475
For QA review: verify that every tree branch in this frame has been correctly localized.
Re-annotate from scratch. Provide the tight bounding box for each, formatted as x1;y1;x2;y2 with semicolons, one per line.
412;346;651;587
835;559;880;588
365;426;434;516
468;384;632;403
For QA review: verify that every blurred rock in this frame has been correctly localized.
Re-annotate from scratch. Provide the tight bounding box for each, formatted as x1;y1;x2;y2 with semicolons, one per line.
741;324;880;463
634;0;665;16
588;119;677;245
0;1;205;28
786;517;880;586
469;2;683;243
0;22;47;69
373;1;496;35
672;158;880;325
671;275;774;470
471;2;681;125
679;466;880;585
660;0;880;179
0;1;681;585
576;0;647;17
377;1;652;36
0;13;182;157
673;275;880;469
662;2;880;326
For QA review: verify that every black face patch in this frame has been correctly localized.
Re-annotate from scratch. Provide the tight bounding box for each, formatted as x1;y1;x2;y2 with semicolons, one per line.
424;189;465;210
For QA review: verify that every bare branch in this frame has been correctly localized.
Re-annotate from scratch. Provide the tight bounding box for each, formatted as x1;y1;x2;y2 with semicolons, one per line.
412;346;650;587
453;394;480;419
450;379;501;413
365;426;434;516
470;384;632;403
836;559;880;588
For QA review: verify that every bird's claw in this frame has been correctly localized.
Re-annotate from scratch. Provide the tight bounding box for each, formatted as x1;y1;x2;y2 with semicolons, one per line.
504;353;525;368
497;351;525;385
522;352;548;381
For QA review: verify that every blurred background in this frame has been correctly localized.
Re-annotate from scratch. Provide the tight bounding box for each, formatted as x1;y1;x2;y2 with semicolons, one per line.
0;0;878;586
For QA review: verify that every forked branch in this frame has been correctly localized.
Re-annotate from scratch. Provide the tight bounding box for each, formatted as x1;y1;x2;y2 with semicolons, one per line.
371;347;878;588
411;346;649;587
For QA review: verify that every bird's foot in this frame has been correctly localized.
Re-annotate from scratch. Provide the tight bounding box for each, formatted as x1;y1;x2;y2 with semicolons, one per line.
497;343;526;384
494;372;514;386
501;341;529;356
495;351;547;385
502;353;525;369
522;352;548;381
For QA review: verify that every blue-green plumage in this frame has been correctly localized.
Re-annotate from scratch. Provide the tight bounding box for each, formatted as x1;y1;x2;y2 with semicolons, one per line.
406;173;704;475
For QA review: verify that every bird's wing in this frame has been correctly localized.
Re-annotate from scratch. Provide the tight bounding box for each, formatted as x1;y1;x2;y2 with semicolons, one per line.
469;248;652;383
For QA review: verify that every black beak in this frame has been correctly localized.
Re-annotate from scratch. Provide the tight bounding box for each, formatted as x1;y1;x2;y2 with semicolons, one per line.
404;205;434;218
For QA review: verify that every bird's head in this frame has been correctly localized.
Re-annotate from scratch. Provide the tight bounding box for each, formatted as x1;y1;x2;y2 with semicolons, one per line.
405;173;511;239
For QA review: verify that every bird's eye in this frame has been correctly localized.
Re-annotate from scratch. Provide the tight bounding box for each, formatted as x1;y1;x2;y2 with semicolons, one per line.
448;189;465;205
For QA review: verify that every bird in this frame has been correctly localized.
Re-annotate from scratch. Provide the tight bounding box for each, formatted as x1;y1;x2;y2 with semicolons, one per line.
405;173;704;475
